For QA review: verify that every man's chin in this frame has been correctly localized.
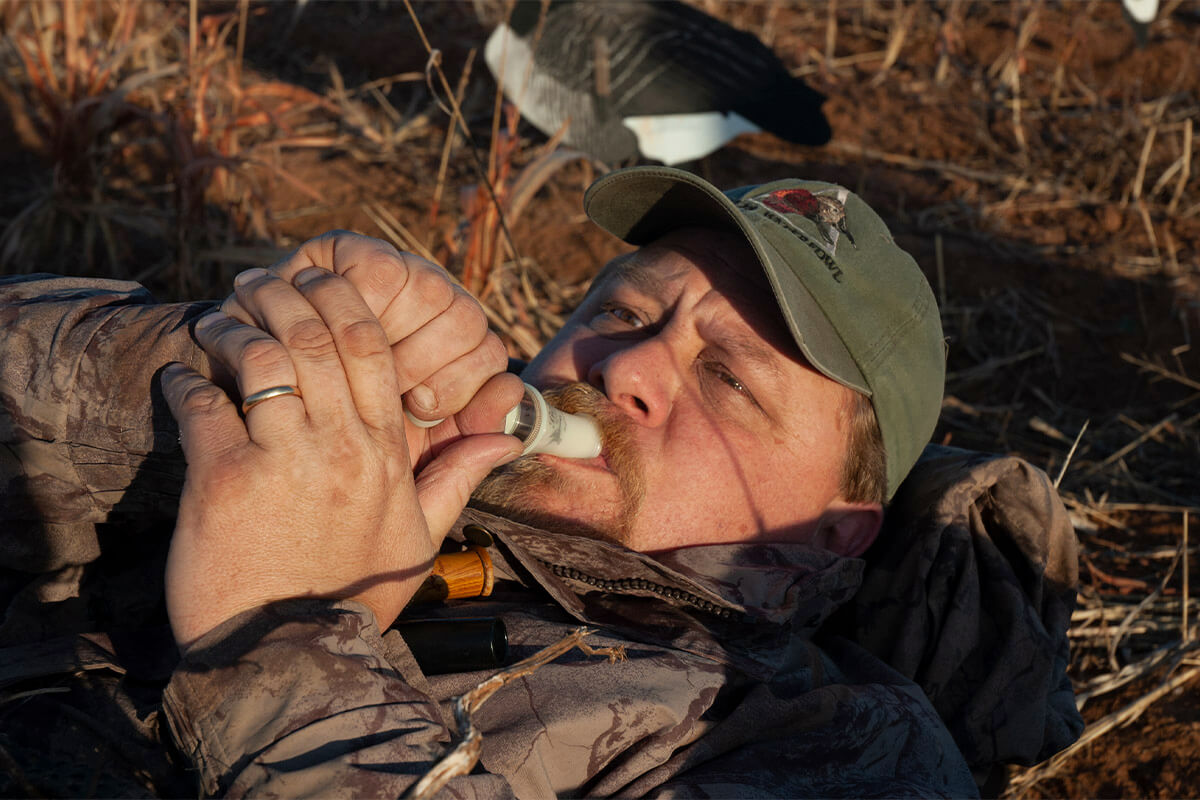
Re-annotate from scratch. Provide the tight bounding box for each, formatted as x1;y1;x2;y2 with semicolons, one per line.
470;459;631;547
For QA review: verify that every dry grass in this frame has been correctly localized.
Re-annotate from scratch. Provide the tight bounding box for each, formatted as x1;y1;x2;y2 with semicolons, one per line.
0;0;425;296
1;0;1199;795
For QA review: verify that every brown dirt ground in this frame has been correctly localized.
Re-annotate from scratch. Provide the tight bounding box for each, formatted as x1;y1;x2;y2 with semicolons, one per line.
3;1;1200;797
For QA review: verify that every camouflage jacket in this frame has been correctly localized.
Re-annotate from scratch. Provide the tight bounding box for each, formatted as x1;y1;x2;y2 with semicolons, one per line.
0;275;1081;798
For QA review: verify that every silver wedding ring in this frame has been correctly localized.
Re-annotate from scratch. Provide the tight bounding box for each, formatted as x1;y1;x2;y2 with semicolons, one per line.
241;385;302;414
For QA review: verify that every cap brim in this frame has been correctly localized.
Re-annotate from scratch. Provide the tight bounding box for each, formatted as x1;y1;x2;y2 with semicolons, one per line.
584;167;870;395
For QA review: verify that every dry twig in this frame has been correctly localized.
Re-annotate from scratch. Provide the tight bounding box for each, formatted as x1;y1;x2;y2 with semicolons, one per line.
1007;659;1200;796
404;628;625;799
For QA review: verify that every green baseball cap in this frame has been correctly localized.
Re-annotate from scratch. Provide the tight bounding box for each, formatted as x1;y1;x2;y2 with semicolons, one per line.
583;166;945;500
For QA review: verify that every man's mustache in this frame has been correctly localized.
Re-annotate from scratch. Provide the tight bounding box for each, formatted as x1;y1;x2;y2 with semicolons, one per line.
540;382;624;456
539;382;646;509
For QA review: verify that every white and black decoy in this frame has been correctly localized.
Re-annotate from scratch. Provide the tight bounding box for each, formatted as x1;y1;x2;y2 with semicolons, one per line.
484;0;832;165
1121;0;1159;47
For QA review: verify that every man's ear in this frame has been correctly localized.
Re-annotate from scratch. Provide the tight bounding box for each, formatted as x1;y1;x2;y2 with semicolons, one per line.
812;502;884;558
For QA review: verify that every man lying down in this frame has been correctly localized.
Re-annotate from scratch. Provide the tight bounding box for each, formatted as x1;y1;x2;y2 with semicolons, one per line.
0;166;1082;797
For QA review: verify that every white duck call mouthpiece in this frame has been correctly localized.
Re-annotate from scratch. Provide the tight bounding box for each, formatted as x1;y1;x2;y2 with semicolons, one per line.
504;383;602;459
404;383;602;460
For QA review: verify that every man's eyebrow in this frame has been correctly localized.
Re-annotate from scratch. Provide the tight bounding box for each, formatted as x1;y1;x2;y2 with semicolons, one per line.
708;323;787;383
598;251;677;297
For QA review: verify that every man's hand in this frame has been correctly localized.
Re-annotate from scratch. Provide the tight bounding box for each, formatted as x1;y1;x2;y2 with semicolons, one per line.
220;231;523;469
163;268;522;648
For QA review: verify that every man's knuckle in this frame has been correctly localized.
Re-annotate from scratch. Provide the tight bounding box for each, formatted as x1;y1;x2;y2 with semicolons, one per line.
482;333;508;368
283;318;338;359
363;237;403;265
179;382;227;416
297;269;343;294
409;268;455;310
399;249;441;274
336;318;388;359
442;293;488;343
344;259;394;300
239;336;289;371
345;246;409;303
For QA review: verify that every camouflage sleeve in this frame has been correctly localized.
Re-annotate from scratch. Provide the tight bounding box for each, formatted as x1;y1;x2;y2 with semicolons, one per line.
161;599;515;799
0;275;217;571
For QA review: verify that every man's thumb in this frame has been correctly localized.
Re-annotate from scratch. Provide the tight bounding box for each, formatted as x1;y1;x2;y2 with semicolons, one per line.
414;434;521;540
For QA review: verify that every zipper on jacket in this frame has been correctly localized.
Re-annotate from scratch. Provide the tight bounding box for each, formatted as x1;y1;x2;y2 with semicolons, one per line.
537;558;739;620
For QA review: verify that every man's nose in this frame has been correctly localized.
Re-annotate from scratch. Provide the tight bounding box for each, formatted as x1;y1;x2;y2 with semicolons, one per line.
586;338;678;427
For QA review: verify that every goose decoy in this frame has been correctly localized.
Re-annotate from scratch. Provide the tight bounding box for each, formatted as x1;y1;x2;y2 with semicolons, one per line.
484;0;832;165
1121;0;1159;47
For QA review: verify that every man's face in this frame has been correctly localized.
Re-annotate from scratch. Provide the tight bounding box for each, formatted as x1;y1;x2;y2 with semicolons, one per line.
474;228;865;553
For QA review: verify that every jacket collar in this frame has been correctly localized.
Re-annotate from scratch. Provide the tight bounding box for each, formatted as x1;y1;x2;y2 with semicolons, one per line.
456;508;864;680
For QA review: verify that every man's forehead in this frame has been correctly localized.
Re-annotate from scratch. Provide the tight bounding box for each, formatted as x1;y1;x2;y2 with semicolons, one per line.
644;228;770;289
598;229;768;299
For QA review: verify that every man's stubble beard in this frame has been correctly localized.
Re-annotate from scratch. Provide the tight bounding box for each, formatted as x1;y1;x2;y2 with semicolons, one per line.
471;383;646;547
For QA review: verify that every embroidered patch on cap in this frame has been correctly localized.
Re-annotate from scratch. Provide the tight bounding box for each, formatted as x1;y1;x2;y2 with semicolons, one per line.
755;187;856;256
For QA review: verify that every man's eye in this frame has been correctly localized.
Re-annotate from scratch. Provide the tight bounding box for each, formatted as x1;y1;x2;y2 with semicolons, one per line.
702;361;749;397
597;303;645;328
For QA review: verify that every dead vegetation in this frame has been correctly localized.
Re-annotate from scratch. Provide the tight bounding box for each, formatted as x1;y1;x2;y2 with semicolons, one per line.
405;627;626;800
1;0;1198;796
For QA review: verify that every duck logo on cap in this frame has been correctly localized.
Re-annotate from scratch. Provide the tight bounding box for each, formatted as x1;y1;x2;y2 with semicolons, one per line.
757;187;856;256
